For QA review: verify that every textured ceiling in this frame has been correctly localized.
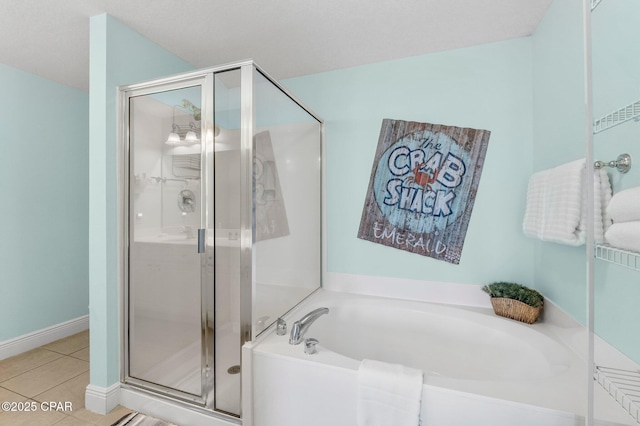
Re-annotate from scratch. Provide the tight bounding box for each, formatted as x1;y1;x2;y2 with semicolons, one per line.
0;0;553;91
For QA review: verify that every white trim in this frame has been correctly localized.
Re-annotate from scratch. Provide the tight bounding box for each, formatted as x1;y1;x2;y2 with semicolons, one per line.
241;342;254;426
0;315;89;361
119;386;239;426
324;271;492;308
85;382;121;415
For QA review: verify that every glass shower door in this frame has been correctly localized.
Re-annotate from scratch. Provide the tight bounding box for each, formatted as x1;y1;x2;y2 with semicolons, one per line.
121;61;322;419
126;83;207;402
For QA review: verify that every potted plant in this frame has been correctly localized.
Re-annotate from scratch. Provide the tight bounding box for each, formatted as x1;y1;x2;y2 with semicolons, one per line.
481;282;543;324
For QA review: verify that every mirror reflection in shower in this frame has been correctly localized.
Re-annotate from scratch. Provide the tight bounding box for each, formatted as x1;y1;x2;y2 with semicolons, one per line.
128;86;204;398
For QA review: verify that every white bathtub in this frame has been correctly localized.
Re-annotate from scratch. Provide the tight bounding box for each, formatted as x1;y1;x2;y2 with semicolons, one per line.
250;290;634;426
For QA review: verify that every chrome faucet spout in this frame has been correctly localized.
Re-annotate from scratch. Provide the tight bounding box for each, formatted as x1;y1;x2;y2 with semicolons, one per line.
289;307;329;345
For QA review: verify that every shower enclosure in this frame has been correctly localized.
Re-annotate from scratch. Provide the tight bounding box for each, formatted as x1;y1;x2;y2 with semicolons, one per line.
120;61;323;418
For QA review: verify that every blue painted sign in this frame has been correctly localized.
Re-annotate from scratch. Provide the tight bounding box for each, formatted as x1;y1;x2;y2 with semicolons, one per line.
358;119;491;264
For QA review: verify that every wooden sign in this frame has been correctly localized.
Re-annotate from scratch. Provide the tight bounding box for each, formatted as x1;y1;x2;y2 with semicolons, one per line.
358;119;491;264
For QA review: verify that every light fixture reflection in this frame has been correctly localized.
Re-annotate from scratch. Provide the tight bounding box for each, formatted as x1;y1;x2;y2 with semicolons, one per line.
165;103;201;146
185;131;200;143
166;132;181;144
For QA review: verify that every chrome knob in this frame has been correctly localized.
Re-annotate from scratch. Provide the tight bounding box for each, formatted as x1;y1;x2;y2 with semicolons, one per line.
304;338;319;355
276;318;287;336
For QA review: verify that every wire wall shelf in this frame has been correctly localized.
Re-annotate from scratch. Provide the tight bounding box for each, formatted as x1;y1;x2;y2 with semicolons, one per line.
593;100;640;134
595;366;640;424
595;245;640;271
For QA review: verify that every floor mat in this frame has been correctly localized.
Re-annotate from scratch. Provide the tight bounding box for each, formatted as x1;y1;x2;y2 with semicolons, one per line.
111;412;179;426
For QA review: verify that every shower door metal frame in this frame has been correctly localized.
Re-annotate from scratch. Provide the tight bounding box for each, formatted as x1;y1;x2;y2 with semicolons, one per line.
120;74;215;409
118;59;324;421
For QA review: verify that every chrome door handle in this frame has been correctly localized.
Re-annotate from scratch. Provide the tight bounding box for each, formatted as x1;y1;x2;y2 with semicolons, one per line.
197;229;205;253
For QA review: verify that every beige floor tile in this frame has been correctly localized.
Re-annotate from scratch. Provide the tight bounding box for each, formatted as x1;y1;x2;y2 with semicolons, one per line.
53;415;93;425
0;386;28;402
0;348;63;382
69;347;90;362
33;370;89;411
0;385;28;424
42;331;90;356
0;399;66;426
1;357;89;398
70;405;133;426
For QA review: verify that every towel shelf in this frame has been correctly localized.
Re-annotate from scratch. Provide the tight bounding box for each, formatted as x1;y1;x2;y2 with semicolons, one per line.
595;244;640;271
593;99;640;134
594;366;640;424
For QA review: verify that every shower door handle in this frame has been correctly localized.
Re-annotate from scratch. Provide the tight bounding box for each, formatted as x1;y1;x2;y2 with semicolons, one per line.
197;228;206;253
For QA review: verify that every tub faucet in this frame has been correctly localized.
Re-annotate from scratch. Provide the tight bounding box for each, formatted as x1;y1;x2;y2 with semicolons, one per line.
289;307;329;345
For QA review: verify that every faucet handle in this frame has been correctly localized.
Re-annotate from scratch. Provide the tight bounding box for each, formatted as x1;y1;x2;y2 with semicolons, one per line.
276;318;287;336
304;338;319;355
255;316;270;333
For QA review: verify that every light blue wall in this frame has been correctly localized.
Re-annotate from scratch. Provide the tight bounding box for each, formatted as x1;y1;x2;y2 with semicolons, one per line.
89;14;194;387
591;0;640;364
0;64;89;342
532;0;640;365
531;0;588;324
282;39;535;286
86;0;640;386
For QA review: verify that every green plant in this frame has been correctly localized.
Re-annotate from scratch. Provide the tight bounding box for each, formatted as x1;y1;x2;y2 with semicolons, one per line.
481;282;543;308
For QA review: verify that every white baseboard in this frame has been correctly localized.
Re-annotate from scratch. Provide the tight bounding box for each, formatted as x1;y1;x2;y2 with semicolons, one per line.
0;315;89;361
85;382;121;415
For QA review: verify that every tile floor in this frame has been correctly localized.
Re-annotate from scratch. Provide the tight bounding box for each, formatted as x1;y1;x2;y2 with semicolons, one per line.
0;330;133;425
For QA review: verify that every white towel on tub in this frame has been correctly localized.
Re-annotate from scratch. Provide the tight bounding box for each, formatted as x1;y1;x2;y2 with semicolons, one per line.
523;159;611;245
357;359;423;426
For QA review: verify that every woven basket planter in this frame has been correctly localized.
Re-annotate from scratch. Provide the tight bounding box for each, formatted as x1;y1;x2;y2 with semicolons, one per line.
490;297;542;324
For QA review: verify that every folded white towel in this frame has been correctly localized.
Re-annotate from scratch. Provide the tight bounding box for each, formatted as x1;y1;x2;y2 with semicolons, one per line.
357;359;423;426
605;222;640;253
523;159;611;245
607;186;640;223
